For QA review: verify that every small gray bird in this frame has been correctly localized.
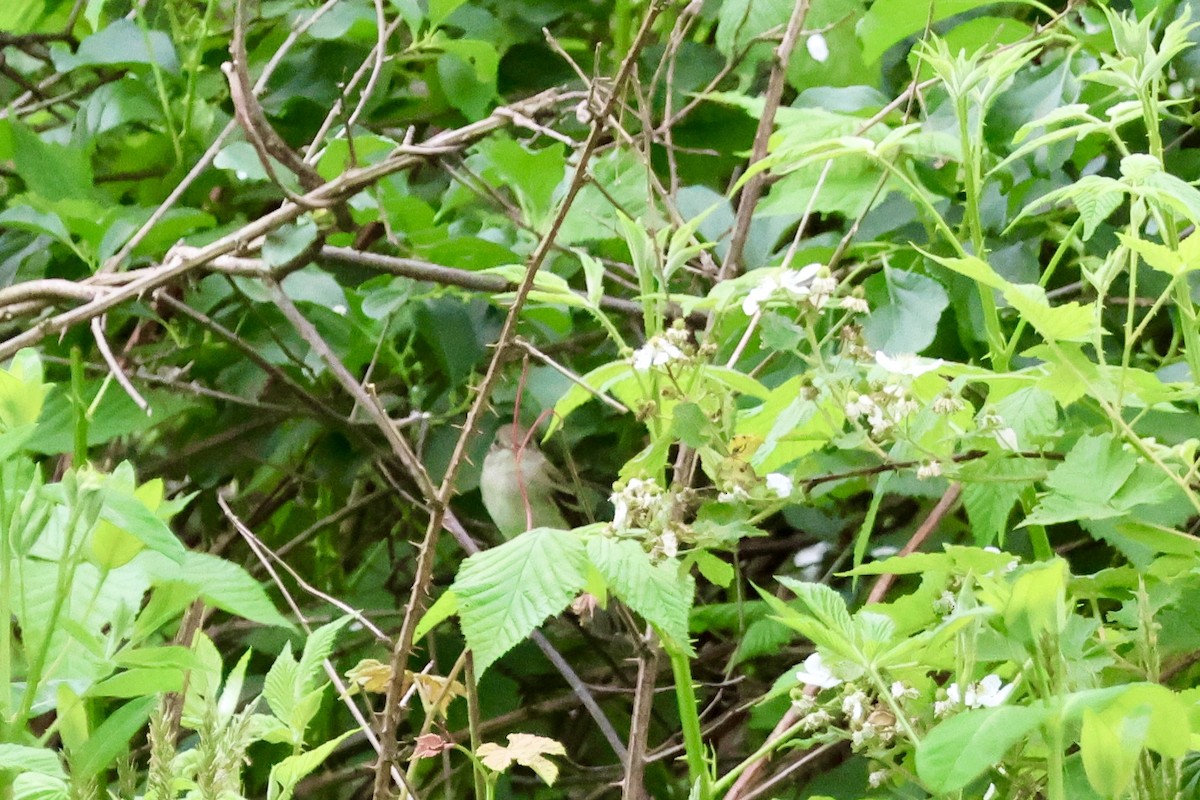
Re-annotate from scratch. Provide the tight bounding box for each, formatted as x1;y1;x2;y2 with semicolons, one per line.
480;425;571;538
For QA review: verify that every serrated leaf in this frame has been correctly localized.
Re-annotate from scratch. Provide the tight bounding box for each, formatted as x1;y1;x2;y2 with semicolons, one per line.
775;576;857;648
267;732;354;800
0;746;65;779
297;617;350;693
1002;284;1095;343
587;537;694;649
452;528;588;675
415;590;458;641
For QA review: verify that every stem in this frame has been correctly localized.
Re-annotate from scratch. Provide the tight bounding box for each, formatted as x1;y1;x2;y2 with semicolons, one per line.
665;641;709;799
711;718;808;795
0;468;10;743
1046;716;1066;800
465;652;487;800
956;96;1007;370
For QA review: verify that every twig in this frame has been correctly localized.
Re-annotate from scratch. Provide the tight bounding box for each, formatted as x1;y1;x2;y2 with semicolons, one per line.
90;315;151;415
0;88;567;361
622;628;660;800
368;7;669;796
513;337;630;413
217;493;416;796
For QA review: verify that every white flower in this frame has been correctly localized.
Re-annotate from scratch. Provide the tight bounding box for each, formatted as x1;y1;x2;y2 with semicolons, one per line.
842;690;869;726
632;337;686;370
741;264;822;315
972;674;1014;707
844;393;876;418
799;707;833;732
806;33;830;63
610;477;666;531
946;675;1014;710
983;783;998;800
717;485;752;503
765;472;794;498
658;529;678;558
332;304;348;316
868;769;889;789
993;426;1019;451
840;296;870;314
795;652;843;689
742;280;776;316
782;262;822;292
932;394;964;414
891;681;917;700
874;351;945;377
792;541;829;569
916;461;942;480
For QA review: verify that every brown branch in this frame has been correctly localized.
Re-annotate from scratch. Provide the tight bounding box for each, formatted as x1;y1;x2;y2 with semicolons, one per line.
721;0;812;277
0;87;568;362
622;628;660;800
223;0;329;201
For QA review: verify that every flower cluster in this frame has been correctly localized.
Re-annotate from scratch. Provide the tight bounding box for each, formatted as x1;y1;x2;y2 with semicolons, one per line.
844;384;920;438
741;263;843;316
934;674;1015;717
611;477;669;531
630;324;695;372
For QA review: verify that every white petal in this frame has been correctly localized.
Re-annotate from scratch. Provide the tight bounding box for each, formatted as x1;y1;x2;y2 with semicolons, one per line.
765;472;793;498
806;33;830;63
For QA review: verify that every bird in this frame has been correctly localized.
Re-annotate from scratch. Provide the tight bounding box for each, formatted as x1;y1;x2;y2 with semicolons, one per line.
479;424;572;538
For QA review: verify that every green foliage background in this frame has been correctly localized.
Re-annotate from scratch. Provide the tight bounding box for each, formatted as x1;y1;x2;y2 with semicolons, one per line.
4;0;1200;798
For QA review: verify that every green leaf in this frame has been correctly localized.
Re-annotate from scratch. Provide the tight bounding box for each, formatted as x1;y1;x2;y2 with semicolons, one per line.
87;667;184;697
857;0;1044;63
0;746;65;779
267;732;355;800
916;704;1048;792
69;696;156;779
1025;434;1176;526
263;217;320;268
549;361;634;435
143;551;293;629
437;40;499;120
12;124;95;203
776;577;854;639
297;617;350;696
452;528;588;675
921;250;1006;289
862;267;950;354
415;590;458;641
691;550;734;588
0;206;73;248
98;487;186;563
1081;708;1136;798
1001;283;1095;343
428;0;467;27
52;20;178;72
587;537;694;649
12;772;69;800
1004;559;1067;643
